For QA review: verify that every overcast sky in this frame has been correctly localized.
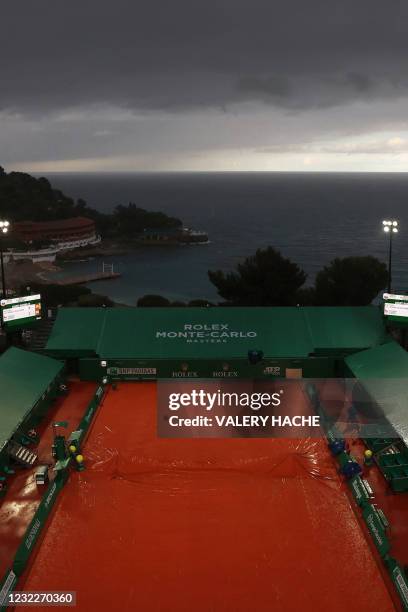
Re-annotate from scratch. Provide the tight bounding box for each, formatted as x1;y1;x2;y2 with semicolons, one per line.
2;0;408;172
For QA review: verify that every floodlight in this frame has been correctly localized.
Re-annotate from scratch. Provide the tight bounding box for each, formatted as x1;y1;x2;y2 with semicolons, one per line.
382;218;399;293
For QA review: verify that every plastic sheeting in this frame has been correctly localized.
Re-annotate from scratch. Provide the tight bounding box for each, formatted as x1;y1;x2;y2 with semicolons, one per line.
21;383;395;611
0;382;96;579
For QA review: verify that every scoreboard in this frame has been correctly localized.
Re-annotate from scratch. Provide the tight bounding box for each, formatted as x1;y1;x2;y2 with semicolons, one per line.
0;294;42;329
383;293;408;322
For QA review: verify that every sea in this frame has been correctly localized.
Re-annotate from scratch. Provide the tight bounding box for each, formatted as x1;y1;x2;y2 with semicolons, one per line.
42;172;408;305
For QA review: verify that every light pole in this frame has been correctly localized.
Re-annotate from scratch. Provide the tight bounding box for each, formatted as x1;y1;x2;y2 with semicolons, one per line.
382;219;398;293
0;220;10;299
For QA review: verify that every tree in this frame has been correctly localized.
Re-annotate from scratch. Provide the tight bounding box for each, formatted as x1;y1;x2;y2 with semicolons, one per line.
188;299;214;307
22;283;92;307
77;293;114;307
0;170;80;221
0;168;186;241
208;247;307;306
113;203;182;237
295;287;316;306
137;294;171;307
314;256;388;306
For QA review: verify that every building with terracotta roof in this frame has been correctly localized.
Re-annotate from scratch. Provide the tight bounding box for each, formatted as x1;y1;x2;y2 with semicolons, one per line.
14;217;97;244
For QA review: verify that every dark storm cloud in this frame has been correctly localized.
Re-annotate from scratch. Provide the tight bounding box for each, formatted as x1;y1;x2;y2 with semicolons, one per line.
1;0;408;115
237;76;292;102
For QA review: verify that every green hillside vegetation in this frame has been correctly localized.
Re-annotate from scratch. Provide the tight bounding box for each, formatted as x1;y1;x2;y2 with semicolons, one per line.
0;166;182;239
137;249;388;307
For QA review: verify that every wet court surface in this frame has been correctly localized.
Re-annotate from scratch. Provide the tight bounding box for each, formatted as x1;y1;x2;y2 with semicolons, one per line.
20;382;396;611
0;382;96;580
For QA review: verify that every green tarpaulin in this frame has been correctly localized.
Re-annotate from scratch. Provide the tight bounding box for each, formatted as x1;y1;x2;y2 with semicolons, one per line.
345;342;408;447
45;306;386;360
345;340;408;378
304;306;387;352
97;307;311;359
0;347;64;451
45;308;106;357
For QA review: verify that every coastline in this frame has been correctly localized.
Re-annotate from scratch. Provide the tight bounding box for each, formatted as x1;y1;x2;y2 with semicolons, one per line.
58;237;209;261
3;238;198;292
3;260;61;293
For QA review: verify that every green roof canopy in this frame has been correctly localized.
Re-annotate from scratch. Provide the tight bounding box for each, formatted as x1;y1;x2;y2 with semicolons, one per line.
345;342;408;446
304;306;386;352
97;307;310;359
46;306;386;360
45;308;106;357
0;347;64;451
345;341;408;379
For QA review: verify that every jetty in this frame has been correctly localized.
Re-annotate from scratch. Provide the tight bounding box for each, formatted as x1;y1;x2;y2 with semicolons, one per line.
55;262;121;286
56;271;121;286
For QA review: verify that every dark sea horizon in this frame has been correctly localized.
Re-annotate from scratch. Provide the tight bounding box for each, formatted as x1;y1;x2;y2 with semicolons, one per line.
38;171;408;305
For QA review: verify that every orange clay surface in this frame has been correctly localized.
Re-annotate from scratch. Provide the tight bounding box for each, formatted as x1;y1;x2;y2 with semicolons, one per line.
0;381;96;579
21;382;396;612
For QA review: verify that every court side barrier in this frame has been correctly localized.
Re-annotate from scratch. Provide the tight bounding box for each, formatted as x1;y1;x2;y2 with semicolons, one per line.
385;557;408;611
13;470;69;576
304;383;408;611
0;384;106;611
76;385;105;449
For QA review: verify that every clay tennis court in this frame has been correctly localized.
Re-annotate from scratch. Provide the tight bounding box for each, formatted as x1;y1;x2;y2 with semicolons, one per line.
0;382;97;581
20;382;395;611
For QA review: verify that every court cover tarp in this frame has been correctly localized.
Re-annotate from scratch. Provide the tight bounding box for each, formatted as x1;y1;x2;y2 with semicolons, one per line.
21;382;396;611
345;341;408;446
45;306;386;360
345;340;408;379
0;347;64;451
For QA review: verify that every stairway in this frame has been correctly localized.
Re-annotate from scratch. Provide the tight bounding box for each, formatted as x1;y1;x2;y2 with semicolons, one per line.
29;319;54;351
26;309;57;351
8;441;38;468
